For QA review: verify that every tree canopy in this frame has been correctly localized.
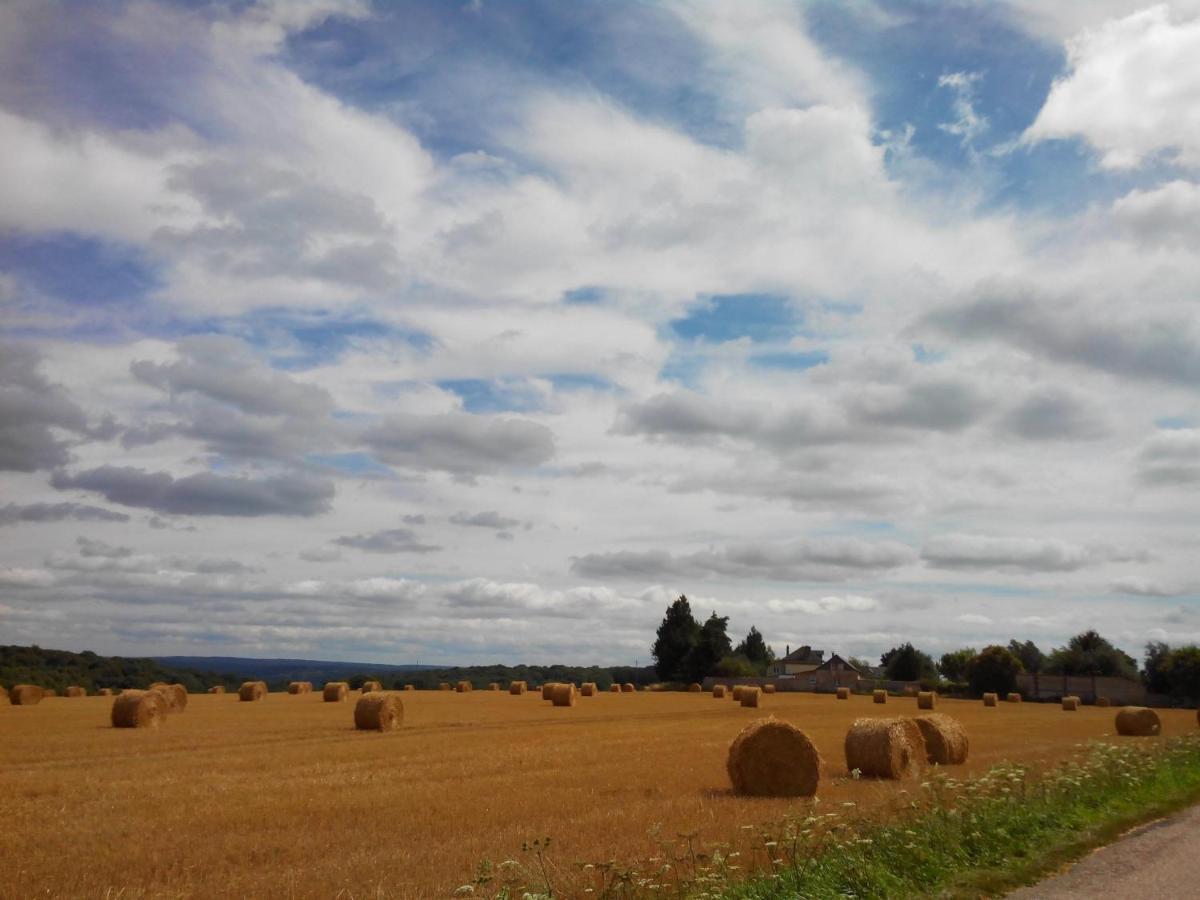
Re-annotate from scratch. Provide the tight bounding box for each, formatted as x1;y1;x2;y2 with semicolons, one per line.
1044;630;1137;679
651;595;700;682
966;645;1024;696
881;643;937;682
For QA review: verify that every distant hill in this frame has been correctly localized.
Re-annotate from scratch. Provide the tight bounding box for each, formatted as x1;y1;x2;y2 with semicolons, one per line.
154;656;439;684
0;645;245;694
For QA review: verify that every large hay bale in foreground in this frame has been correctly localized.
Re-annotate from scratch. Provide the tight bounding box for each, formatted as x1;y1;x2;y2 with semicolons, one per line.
65;686;86;697
238;681;267;702
688;683;702;693
1006;693;1021;703
836;687;850;700
726;717;820;797
550;683;577;707
455;681;472;693
581;682;597;696
287;681;312;695
1062;696;1079;711
208;685;226;694
354;693;403;731
713;685;727;698
844;717;925;779
1115;707;1161;736
509;681;527;695
323;682;349;702
982;693;998;707
111;690;165;728
9;684;44;705
740;687;762;708
872;690;887;704
1096;697;1112;708
913;714;969;765
762;683;777;694
917;691;936;710
621;683;635;693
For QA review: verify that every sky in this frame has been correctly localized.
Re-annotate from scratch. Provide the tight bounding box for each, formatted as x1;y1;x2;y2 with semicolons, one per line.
3;0;1200;668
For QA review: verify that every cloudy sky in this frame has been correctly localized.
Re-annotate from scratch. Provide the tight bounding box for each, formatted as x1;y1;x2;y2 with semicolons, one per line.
3;0;1200;667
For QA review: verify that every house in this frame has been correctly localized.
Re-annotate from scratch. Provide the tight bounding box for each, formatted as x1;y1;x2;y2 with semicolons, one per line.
771;648;864;691
770;644;825;676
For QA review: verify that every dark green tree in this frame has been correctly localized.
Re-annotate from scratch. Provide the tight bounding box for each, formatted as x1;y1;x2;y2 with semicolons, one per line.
733;626;774;667
684;612;732;682
881;643;937;682
1007;639;1044;674
651;595;700;682
938;648;976;682
1161;646;1200;701
1144;641;1171;694
1045;630;1137;679
965;645;1024;696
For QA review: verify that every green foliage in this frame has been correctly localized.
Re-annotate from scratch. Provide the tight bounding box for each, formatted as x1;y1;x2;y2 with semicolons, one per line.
684;612;732;682
652;595;700;682
714;654;757;678
966;644;1024;696
1144;640;1172;693
734;626;774;668
0;644;242;693
1045;630;1137;679
1159;646;1200;700
937;647;976;682
880;642;937;682
388;664;645;691
1008;639;1045;674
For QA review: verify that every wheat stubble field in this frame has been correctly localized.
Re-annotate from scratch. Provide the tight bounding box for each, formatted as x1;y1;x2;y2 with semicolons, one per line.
2;690;1195;899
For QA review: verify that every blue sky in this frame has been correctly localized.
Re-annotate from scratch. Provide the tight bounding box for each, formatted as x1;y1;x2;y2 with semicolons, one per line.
2;0;1200;666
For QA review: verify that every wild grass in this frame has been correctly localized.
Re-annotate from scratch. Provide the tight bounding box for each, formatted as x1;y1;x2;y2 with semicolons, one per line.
460;735;1200;899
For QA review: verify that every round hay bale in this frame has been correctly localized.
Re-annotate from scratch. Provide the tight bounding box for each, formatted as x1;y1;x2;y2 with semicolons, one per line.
149;685;178;713
167;684;188;711
323;682;349;702
1006;692;1021;703
65;685;86;698
621;683;635;693
740;686;762;708
287;681;312;695
149;681;169;692
762;684;777;694
541;683;559;700
844;717;926;779
1115;706;1161;736
982;693;998;707
43;689;58;698
509;681;527;695
9;684;44;705
487;682;500;691
1062;696;1079;711
208;685;226;694
1096;697;1112;708
688;683;702;693
97;688;113;697
361;681;382;694
354;693;404;731
726;717;820;797
609;684;621;693
238;681;266;702
581;682;597;697
913;714;969;765
872;689;887;704
836;686;850;700
917;691;937;710
111;690;165;728
455;681;472;693
731;685;745;701
403;685;415;691
438;682;451;691
550;683;577;707
713;685;727;698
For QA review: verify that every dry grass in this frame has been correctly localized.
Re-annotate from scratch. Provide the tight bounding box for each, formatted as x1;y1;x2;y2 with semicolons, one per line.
1;692;1196;899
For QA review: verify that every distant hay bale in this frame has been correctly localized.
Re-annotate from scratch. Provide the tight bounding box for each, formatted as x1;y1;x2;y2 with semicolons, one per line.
361;681;382;693
844;717;926;779
621;683;635;693
456;681;473;693
111;690;165;728
688;683;702;693
9;684;44;705
913;714;969;765
982;693;998;707
1115;707;1161;736
873;690;887;704
581;682;597;696
323;682;349;702
1062;696;1079;711
238;681;267;702
435;682;448;692
713;685;727;698
487;682;500;691
354;693;404;731
98;688;113;697
740;687;762;708
726;717;820;797
609;684;621;693
208;685;226;694
287;681;313;695
917;691;937;710
44;689;57;698
550;683;577;707
731;685;746;701
1006;693;1021;703
403;685;415;691
541;683;559;700
762;684;776;694
509;681;527;695
65;686;86;697
836;687;850;700
1096;697;1111;708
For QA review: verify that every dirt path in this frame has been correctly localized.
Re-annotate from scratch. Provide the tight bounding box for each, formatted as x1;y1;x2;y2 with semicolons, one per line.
1007;804;1200;898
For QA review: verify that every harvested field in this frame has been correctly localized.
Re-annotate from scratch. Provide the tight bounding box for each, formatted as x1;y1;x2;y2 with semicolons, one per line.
0;691;1195;899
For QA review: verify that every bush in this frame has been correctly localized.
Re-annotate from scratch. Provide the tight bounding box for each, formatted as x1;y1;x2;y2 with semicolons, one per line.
715;654;758;678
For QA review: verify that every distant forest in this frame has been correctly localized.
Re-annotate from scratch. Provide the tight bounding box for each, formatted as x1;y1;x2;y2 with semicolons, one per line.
0;645;244;693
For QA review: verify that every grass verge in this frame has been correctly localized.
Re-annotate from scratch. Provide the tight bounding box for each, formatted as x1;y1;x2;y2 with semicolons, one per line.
459;735;1200;899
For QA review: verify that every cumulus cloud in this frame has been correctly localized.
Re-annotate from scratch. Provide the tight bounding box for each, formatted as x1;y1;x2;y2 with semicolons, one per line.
998;388;1108;441
572;538;916;582
921;534;1144;573
362;412;555;474
449;510;522;530
51;466;335;517
0;502;129;525
1135;428;1200;485
0;342;93;471
333;528;440;554
766;594;878;614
